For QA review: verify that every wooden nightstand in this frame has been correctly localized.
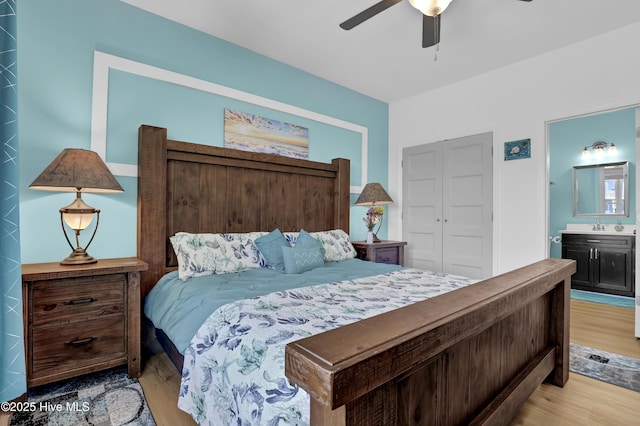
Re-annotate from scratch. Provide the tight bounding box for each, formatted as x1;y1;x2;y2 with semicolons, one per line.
22;257;148;387
352;240;407;266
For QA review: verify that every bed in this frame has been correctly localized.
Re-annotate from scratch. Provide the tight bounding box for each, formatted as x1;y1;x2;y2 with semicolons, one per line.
136;124;576;425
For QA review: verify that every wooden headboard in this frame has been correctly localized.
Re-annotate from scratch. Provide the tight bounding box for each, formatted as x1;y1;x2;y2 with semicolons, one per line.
136;125;351;297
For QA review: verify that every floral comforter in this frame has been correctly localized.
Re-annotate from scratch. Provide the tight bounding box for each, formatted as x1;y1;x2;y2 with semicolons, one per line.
177;268;477;425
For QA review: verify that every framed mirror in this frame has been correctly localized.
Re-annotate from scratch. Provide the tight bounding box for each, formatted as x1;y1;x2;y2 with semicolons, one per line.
573;161;629;217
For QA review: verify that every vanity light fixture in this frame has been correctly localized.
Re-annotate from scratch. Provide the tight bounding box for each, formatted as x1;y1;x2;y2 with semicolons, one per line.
581;141;617;159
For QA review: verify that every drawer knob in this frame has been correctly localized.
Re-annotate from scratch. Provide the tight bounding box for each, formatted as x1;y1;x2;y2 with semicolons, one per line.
64;336;98;347
63;297;97;306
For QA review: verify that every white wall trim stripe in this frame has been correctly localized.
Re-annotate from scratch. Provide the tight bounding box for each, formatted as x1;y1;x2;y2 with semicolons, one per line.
91;51;368;192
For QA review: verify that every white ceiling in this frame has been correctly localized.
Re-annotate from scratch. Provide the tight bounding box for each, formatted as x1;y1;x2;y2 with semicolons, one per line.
122;0;640;103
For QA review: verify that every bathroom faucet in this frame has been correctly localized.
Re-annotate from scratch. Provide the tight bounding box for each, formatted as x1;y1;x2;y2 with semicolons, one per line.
593;219;603;231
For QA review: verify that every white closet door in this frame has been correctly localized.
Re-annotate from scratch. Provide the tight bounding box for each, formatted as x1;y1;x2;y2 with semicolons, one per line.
442;132;493;279
402;132;493;279
402;143;443;271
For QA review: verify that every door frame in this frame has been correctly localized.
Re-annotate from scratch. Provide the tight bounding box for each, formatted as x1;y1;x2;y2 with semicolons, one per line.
545;104;640;337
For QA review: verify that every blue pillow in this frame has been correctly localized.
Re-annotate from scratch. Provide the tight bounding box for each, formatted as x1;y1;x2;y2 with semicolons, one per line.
255;229;290;271
281;245;324;274
296;229;325;256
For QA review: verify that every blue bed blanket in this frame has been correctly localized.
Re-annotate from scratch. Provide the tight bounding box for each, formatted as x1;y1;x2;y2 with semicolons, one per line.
176;265;478;425
144;259;403;354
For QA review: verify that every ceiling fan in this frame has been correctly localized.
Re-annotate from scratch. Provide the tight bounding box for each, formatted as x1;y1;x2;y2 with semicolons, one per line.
340;0;533;49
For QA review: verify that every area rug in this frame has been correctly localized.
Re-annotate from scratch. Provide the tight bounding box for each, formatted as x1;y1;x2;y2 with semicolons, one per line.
10;366;156;426
570;343;640;392
570;289;635;309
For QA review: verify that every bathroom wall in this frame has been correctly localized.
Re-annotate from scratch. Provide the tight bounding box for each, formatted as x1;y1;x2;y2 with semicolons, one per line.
548;107;637;258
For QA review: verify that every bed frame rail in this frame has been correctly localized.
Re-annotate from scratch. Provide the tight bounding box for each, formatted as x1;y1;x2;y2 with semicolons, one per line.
286;258;575;426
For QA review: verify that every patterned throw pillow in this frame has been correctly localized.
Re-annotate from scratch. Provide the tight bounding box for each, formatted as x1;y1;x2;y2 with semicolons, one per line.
283;231;299;246
296;229;325;255
310;229;357;262
170;232;267;280
281;245;324;274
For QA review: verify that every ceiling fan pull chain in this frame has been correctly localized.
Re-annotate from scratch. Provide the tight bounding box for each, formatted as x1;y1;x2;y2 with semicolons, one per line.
435;13;441;61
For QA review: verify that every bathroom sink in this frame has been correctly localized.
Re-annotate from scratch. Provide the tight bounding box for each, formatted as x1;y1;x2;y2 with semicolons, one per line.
559;223;636;236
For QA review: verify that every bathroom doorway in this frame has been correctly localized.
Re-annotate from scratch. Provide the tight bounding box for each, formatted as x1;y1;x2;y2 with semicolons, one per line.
547;105;639;337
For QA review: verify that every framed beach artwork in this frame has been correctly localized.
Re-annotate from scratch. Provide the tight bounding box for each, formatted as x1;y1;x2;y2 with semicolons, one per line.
504;138;531;161
224;109;309;159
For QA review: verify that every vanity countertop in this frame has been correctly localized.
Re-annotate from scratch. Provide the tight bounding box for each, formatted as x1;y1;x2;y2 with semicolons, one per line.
559;223;636;236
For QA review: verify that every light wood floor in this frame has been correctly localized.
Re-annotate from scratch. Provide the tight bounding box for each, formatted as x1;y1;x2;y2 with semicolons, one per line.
137;300;640;426
510;300;640;425
2;299;638;426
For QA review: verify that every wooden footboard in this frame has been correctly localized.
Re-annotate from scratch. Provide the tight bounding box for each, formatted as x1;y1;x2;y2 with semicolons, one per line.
285;258;575;426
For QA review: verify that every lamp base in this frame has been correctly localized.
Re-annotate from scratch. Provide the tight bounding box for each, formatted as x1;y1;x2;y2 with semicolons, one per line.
61;248;97;265
372;233;381;243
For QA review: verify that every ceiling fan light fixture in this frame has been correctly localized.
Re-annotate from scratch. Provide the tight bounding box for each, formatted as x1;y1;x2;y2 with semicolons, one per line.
409;0;452;17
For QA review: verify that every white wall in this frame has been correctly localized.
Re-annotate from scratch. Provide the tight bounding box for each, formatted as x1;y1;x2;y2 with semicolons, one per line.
636;107;640;337
388;21;640;275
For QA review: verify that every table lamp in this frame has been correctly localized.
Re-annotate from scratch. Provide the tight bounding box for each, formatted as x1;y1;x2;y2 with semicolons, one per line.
29;149;124;265
355;183;394;242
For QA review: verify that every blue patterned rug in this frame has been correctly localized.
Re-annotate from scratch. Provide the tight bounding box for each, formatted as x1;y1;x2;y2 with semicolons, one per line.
570;343;640;392
570;289;635;309
10;366;155;426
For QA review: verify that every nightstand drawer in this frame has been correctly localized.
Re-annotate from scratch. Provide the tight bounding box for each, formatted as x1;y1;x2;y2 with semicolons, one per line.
31;274;126;326
31;315;126;377
374;247;399;264
352;240;407;266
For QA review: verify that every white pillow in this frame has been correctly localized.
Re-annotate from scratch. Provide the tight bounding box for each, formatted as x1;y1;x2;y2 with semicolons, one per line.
283;231;299;246
309;229;357;262
170;232;267;280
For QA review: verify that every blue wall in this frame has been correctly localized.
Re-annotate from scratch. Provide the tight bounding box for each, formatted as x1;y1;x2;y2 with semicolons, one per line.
17;0;389;263
549;107;636;258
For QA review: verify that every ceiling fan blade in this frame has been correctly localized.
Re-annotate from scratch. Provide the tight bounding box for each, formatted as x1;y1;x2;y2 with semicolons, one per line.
340;0;403;30
422;14;440;48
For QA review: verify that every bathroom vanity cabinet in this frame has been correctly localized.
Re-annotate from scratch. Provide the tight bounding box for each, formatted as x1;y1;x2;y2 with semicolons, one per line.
561;233;635;297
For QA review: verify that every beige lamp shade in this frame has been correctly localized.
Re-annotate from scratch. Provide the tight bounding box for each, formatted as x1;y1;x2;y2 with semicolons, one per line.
355;183;394;206
29;148;124;193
